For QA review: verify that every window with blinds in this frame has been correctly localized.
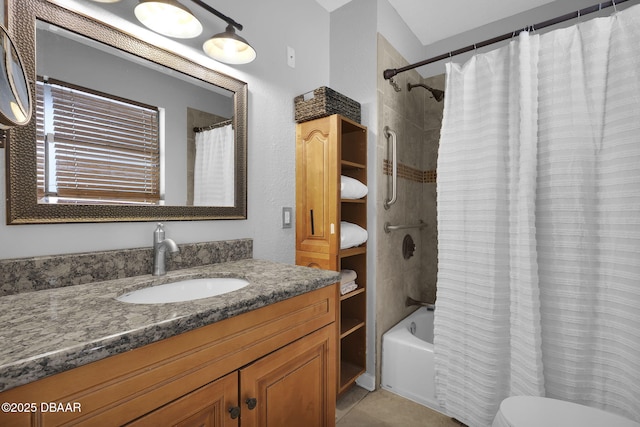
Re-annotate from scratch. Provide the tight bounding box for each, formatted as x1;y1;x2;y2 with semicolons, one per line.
36;78;161;205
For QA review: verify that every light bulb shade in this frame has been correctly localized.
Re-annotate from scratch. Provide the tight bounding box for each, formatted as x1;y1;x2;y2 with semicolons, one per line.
134;0;203;39
202;25;256;64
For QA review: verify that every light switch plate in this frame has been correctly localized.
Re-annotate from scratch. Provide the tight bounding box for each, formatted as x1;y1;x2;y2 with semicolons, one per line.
282;207;292;228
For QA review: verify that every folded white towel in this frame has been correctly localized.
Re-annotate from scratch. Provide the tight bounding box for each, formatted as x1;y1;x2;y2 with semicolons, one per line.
341;175;368;199
340;221;368;249
340;269;358;284
340;281;358;295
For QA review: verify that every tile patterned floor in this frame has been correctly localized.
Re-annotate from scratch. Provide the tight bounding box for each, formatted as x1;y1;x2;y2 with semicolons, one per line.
336;387;462;426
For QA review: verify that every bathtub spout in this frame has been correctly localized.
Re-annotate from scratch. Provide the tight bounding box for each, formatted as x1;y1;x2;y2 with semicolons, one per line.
406;296;435;311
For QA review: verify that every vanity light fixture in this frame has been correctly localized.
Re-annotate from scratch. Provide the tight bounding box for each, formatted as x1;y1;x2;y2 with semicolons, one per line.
132;0;256;64
202;24;256;64
190;0;256;64
134;0;204;39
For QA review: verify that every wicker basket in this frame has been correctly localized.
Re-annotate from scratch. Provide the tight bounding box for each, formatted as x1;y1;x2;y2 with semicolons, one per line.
294;87;361;123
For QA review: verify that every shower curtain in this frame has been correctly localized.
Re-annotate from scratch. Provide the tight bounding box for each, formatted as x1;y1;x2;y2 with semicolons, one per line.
193;124;234;206
434;5;640;427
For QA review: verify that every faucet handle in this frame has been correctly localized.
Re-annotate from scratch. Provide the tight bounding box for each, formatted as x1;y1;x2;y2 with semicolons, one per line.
154;222;165;244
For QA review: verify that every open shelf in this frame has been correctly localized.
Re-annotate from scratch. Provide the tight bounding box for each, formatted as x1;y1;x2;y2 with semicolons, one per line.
339;327;366;394
341;198;366;204
340;286;365;301
339;246;366;258
339;360;366;392
340;317;365;338
341;159;366;170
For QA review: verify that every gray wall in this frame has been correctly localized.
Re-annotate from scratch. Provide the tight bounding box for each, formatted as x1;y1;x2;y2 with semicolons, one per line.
0;0;330;262
329;0;378;390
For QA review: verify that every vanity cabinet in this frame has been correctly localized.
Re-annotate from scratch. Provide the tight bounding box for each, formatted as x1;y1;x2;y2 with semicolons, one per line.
295;114;367;396
0;285;337;427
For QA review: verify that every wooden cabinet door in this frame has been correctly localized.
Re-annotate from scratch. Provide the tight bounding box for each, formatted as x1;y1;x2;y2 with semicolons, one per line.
296;116;340;256
240;326;336;427
127;372;239;427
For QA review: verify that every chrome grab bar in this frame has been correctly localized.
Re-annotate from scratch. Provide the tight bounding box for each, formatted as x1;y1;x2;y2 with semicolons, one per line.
383;126;397;209
384;220;426;233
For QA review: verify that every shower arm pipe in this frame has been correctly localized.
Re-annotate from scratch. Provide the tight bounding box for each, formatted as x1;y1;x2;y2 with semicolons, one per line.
383;126;397;210
384;220;426;233
382;0;629;80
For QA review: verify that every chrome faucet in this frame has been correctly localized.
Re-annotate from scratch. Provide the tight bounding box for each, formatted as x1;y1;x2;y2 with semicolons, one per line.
152;223;179;276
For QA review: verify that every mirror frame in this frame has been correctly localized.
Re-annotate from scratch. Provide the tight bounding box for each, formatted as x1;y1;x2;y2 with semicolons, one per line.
6;0;248;224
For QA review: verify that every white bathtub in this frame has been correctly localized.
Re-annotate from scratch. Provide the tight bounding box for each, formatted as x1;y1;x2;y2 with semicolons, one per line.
381;307;443;413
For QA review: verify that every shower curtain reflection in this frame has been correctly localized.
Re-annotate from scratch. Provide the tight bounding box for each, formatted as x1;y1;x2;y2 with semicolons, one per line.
193;124;234;206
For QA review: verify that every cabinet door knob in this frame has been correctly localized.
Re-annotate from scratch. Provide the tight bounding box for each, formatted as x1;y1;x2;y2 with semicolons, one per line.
228;406;240;419
245;397;257;410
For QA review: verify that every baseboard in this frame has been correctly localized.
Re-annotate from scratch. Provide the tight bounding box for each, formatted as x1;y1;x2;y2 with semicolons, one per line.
355;372;375;391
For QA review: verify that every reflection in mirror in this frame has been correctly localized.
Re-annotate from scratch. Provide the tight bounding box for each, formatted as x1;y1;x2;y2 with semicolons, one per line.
7;0;247;223
190;110;235;207
0;24;32;130
36;22;234;207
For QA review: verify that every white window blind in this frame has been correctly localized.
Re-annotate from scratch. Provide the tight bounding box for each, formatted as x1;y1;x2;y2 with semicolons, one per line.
36;79;160;204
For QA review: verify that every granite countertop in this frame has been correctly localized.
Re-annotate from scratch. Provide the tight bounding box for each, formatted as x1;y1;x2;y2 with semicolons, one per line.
0;259;339;392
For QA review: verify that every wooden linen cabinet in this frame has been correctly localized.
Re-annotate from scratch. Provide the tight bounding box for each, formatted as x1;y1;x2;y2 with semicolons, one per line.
296;114;368;396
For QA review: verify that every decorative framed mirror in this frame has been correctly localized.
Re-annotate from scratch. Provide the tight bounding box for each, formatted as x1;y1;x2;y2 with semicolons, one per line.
6;0;248;224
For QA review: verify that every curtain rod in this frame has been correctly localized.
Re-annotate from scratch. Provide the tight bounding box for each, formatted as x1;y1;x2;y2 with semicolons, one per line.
193;118;233;133
383;0;632;80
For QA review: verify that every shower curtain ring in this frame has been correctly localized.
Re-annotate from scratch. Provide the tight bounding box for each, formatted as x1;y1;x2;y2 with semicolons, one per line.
612;0;618;12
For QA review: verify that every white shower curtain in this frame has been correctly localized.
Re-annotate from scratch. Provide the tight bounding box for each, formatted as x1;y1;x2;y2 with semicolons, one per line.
435;5;640;427
193;124;234;206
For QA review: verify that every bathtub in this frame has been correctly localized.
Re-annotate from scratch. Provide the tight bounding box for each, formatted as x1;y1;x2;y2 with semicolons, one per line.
381;307;443;413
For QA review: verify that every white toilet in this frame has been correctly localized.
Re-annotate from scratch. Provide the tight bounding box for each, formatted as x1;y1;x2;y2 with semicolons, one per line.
492;396;640;427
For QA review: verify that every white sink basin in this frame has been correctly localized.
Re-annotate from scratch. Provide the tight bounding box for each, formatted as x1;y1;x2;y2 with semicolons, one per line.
116;277;249;304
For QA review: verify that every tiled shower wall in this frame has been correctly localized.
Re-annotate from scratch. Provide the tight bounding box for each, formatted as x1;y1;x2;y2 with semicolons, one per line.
376;34;444;384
